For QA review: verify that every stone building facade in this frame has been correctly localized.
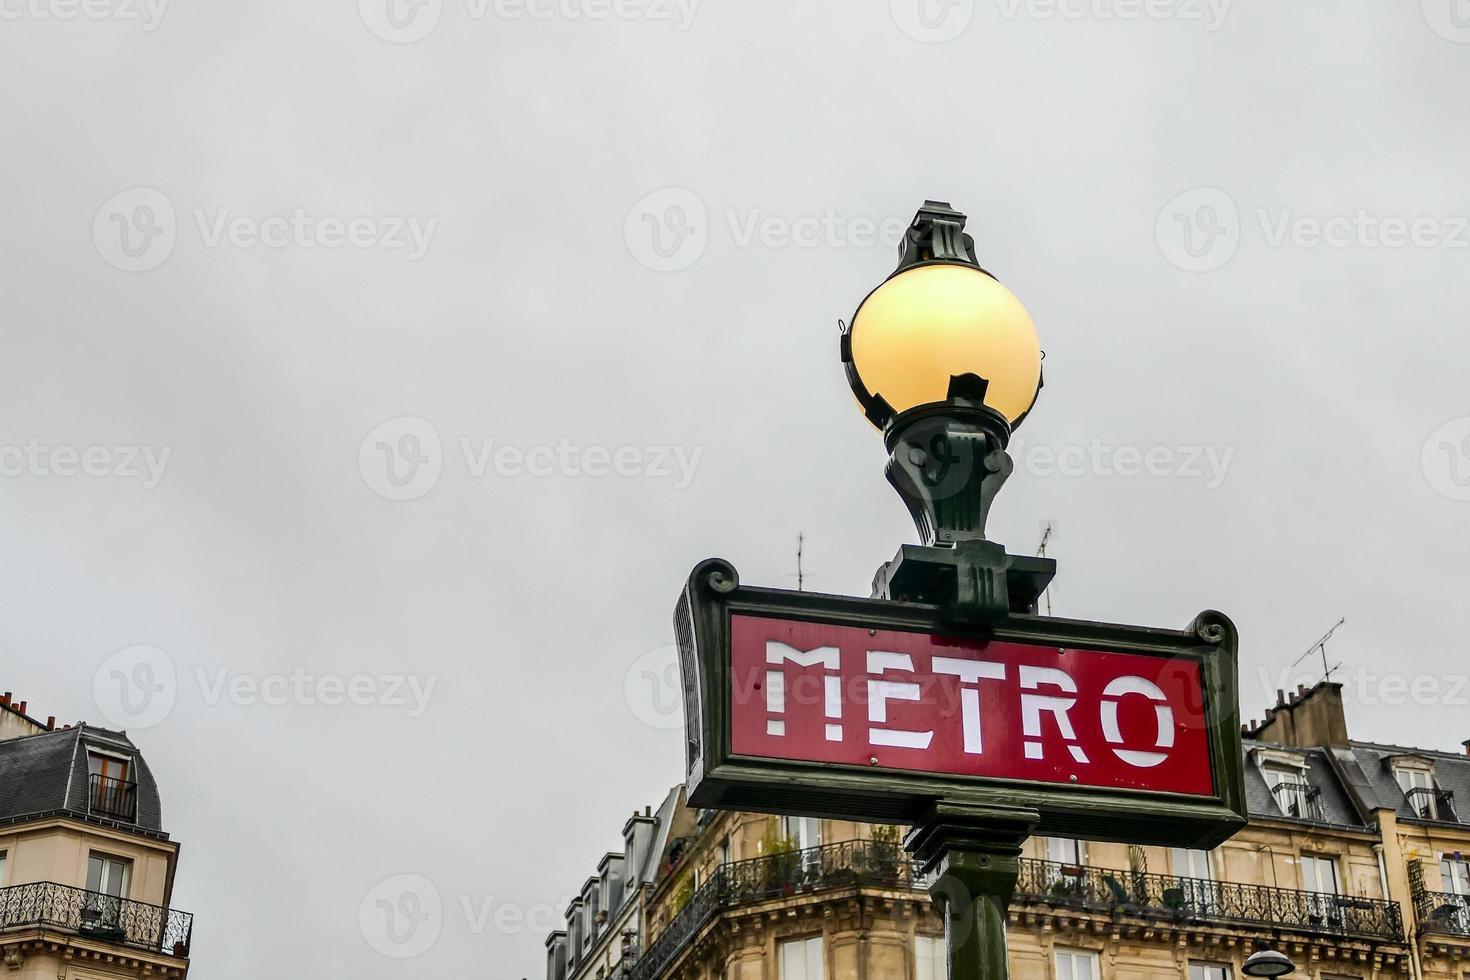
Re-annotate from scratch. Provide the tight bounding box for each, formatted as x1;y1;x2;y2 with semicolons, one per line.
0;690;193;979
548;682;1470;980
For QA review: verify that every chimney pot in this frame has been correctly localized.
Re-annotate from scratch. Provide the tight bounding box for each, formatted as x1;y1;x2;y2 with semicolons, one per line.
1297;683;1308;697
1463;739;1470;757
46;716;55;730
17;701;25;714
1276;689;1287;707
0;693;9;706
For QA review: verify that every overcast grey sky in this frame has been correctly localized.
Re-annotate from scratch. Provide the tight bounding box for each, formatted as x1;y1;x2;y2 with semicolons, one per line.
2;0;1469;975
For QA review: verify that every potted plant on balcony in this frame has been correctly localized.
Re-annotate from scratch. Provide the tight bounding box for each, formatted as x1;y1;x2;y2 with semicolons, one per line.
759;817;799;898
868;825;902;885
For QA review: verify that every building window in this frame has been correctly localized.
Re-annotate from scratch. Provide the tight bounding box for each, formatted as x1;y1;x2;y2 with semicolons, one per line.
914;935;944;980
1056;948;1100;980
83;853;131;930
1302;854;1339;894
779;936;823;980
1172;848;1213;880
1442;856;1470;896
1189;963;1231;980
1395;766;1452;820
1264;765;1322;820
781;817;821;853
1172;847;1218;912
719;837;731;867
0;850;7;887
1046;837;1084;866
86;751;136;821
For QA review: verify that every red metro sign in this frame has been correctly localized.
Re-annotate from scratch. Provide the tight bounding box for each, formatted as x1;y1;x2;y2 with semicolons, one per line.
730;615;1213;797
676;560;1247;848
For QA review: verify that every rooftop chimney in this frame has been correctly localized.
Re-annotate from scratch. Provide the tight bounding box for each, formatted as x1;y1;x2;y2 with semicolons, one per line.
1463;739;1470;757
0;693;10;707
1245;680;1349;748
16;701;26;715
46;716;55;730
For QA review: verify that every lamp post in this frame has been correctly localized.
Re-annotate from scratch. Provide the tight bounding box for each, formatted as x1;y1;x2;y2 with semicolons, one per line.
671;199;1247;980
1242;950;1298;977
842;200;1054;626
843;201;1051;980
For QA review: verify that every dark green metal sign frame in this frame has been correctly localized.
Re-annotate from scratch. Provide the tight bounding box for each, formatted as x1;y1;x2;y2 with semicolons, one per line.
675;557;1247;850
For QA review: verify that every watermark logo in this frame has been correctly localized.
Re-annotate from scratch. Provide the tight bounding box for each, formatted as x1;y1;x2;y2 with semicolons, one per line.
890;0;974;42
995;0;1231;29
359;416;443;502
0;440;171;488
1423;416;1470;501
92;645;177;730
624;643;683;730
0;0;168;30
358;0;443;42
360;874;443;958
194;667;437;718
625;187;707;272
94;187;176;273
1422;0;1470;42
1156;187;1239;272
1009;436;1236;488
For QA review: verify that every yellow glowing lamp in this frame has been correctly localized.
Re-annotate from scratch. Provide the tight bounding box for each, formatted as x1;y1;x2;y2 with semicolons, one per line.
842;202;1042;430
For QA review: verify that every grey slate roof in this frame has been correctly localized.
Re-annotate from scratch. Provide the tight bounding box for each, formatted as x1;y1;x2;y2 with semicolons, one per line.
0;724;166;836
1348;740;1470;825
1241;737;1470;830
1241;738;1370;828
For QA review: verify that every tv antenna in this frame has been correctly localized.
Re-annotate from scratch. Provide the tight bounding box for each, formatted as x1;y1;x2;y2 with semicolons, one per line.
795;532;806;592
1036;522;1055;617
1292;617;1346;684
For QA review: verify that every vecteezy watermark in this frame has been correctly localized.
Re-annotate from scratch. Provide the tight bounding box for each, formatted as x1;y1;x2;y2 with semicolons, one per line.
195;667;437;718
1422;416;1470;501
624;187;909;272
890;0;975;43
93;645;178;729
1158;187;1470;272
1155;187;1241;273
995;0;1231;28
360;874;443;958
357;416;704;501
1256;666;1470;710
358;0;699;43
1422;0;1470;43
92;187;438;272
0;439;171;489
93;187;177;273
0;0;168;30
1008;436;1236;488
91;647;437;729
624;643;683;730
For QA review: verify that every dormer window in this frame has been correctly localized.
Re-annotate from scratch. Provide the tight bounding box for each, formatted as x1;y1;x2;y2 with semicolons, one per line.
1392;758;1457;822
86;751;136;822
1257;751;1323;821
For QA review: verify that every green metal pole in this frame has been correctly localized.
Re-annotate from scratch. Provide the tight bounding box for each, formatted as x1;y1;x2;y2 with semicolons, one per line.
905;803;1037;980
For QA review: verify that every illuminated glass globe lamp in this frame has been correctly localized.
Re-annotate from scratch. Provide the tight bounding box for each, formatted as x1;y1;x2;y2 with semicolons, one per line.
841;201;1052;624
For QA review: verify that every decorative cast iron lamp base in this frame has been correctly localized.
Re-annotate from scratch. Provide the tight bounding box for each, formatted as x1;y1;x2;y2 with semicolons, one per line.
871;375;1054;625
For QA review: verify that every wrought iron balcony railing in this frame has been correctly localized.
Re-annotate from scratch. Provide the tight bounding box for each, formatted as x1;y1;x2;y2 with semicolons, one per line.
1404;786;1459;824
88;774;138;822
1413;888;1470;938
1015;858;1404;943
0;881;193;956
1270;780;1326;822
626;840;919;980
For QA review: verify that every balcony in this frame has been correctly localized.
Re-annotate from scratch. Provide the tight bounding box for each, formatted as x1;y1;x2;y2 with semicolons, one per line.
1413;890;1470;939
626;840;920;980
88;774;138;823
1270;780;1326;822
0;881;193;957
1404;786;1459;824
1015;858;1404;943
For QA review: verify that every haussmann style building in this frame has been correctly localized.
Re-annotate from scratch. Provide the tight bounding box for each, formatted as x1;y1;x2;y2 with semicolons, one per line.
545;681;1470;980
0;690;193;979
